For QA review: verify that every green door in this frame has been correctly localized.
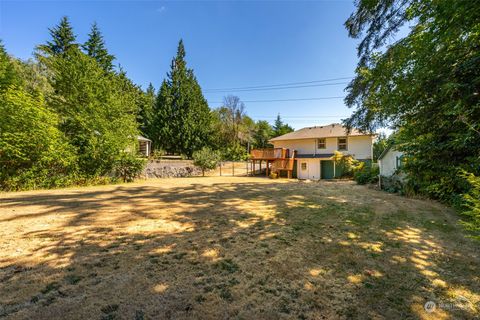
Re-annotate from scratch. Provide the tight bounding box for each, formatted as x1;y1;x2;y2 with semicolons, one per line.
321;160;335;179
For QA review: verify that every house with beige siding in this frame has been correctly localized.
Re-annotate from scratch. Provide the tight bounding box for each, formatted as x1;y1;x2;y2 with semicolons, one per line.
258;123;375;179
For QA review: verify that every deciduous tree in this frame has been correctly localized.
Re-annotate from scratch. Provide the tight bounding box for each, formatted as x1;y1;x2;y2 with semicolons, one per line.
253;120;274;149
344;0;480;236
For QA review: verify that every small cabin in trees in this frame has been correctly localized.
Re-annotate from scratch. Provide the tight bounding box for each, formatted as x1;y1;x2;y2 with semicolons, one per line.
137;135;152;157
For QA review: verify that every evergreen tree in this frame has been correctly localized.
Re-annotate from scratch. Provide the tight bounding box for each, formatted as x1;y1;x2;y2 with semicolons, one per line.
37;16;77;56
82;22;115;71
43;48;139;176
273;114;294;137
1;21;143;190
273;114;283;134
153;40;212;156
0;42;21;90
153;79;173;151
138;83;156;139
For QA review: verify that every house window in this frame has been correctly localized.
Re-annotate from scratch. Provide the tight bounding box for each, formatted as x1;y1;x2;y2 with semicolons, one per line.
301;162;307;171
317;138;326;149
338;137;348;151
396;155;405;169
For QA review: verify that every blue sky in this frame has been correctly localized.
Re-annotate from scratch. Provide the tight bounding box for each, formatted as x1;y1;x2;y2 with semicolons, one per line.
1;0;360;129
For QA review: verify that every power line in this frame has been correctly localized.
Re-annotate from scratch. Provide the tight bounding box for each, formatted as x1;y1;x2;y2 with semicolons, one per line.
204;76;353;91
208;96;345;104
204;81;349;93
250;115;349;119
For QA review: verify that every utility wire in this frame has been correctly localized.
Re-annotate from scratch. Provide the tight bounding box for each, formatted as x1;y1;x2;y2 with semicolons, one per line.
250;115;349;118
204;76;353;91
208;96;345;104
204;81;349;93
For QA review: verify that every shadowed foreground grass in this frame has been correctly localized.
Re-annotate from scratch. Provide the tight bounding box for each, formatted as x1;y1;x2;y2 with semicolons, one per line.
0;177;478;319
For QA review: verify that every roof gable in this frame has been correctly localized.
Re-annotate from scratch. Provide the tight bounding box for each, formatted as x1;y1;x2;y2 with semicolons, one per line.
378;143;404;160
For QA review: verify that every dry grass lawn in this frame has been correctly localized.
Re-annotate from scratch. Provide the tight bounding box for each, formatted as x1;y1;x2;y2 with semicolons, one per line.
0;177;479;319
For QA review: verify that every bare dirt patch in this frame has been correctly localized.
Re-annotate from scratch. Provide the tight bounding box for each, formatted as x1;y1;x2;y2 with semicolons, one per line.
0;177;478;319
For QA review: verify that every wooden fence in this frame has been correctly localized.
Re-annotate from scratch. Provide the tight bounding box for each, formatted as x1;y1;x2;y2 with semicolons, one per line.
216;161;264;176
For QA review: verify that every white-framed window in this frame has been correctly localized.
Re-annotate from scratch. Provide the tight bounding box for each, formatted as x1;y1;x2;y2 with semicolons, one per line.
301;162;307;171
338;137;348;151
317;138;326;149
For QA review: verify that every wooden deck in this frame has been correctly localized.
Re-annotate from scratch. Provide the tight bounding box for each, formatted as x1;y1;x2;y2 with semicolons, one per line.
250;148;295;178
250;148;289;160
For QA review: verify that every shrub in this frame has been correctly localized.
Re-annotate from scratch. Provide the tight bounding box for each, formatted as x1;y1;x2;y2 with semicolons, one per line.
113;153;147;182
380;175;404;193
459;171;480;240
192;147;221;176
333;151;361;178
151;149;165;159
223;144;249;161
354;165;379;185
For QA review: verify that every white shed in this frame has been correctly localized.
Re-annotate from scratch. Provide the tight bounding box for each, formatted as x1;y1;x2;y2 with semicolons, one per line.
378;145;404;177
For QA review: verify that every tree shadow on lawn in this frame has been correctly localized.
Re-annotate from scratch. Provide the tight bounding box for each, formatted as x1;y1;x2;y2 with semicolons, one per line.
0;180;478;319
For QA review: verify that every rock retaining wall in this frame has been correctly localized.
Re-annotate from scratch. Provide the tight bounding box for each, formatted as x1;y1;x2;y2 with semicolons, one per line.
143;160;203;178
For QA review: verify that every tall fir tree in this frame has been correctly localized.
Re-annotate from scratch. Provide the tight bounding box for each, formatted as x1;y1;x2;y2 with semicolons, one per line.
153;40;212;156
153;80;173;151
273;114;294;137
138;83;156;139
37;16;77;56
82;22;115;71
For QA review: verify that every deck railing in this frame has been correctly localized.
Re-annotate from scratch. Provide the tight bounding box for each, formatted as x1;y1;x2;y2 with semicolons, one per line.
250;148;289;159
272;158;295;171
